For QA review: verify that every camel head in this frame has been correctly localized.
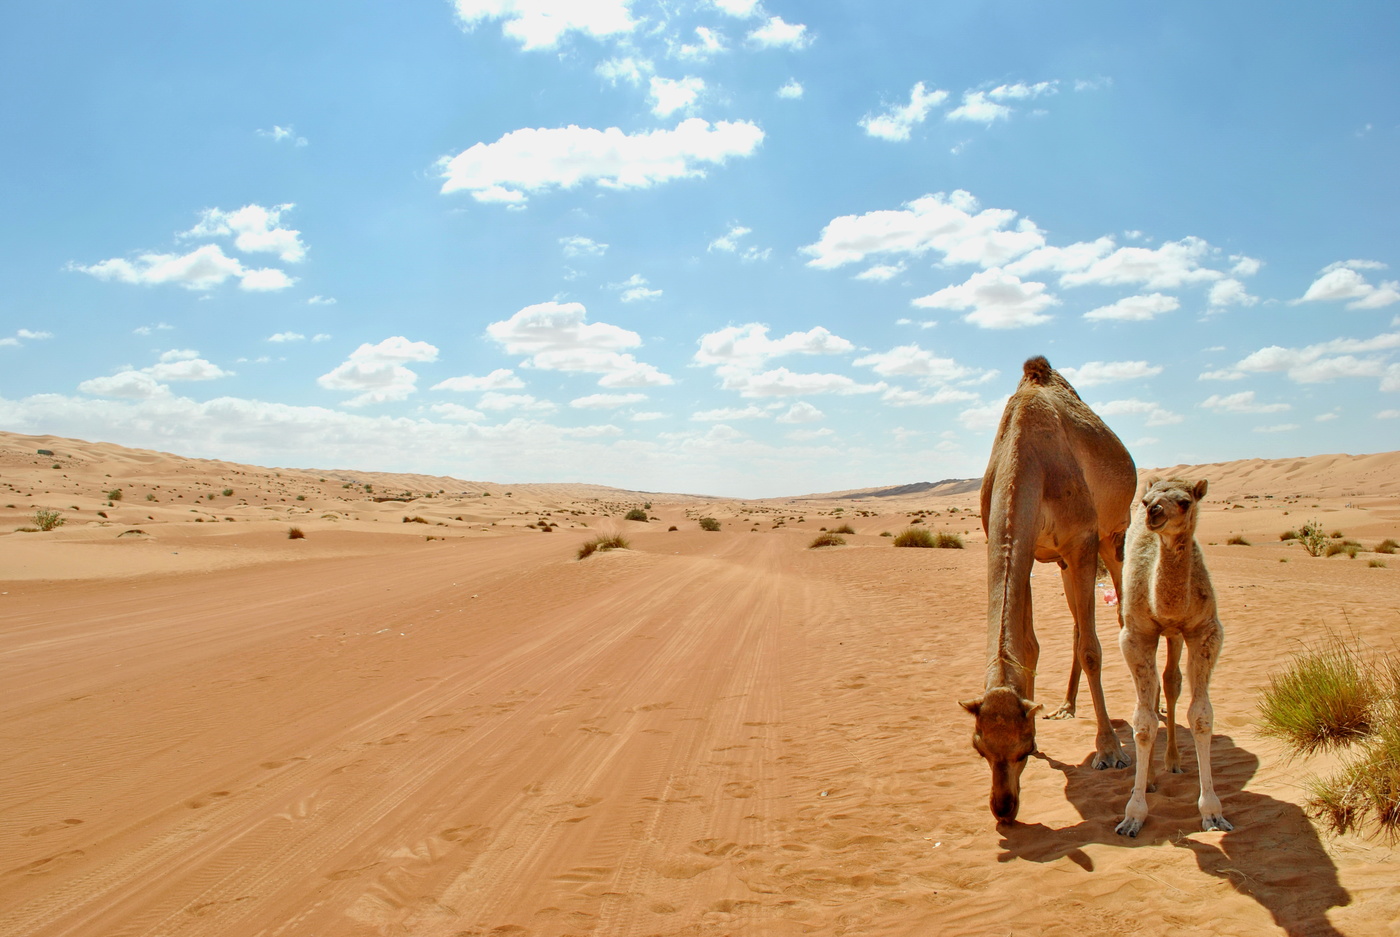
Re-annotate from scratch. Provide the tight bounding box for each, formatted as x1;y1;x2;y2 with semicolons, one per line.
1140;477;1208;536
960;687;1042;823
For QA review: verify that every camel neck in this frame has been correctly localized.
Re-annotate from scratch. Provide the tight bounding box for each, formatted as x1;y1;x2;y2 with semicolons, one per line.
1151;530;1196;615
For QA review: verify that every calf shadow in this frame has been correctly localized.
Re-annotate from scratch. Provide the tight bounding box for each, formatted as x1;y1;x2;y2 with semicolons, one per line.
998;731;1350;937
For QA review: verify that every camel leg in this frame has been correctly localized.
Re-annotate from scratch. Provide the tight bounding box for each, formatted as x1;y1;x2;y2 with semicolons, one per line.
1187;619;1232;832
1162;634;1184;774
1115;621;1159;837
1061;542;1128;769
1046;630;1080;720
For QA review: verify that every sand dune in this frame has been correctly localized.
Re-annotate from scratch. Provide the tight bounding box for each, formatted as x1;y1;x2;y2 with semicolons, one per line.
2;430;1399;935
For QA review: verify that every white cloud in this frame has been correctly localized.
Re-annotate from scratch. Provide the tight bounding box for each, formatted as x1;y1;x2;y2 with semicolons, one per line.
133;322;173;335
596;56;652;85
912;268;1058;329
486;301;671;386
947;91;1011;124
717;366;884;398
1254;423;1299;434
1058;360;1163;387
649;76;705;116
694;323;854;369
855;263;906;282
317;336;440;407
709;224;751;252
748;15;810;48
957;396;1010;432
571;392;647;409
676;26;725;60
612;273;662;302
1296;261;1400;310
1200;391;1290;414
710;0;760;15
860;82;949;141
312;333;332;342
268;332;305;343
308;295;337;305
3;328;53;345
478;391;556;412
1230;254;1263;277
777;79;804;99
145;350;234;382
802;190;1045;271
1082;293;1180;322
432;368;524;392
853;344;987;384
987;80;1058;101
1060;236;1224;290
1093;398;1184;426
560;235;608;257
776;401;824;423
257;125;307;147
437;118;765;204
881;386;978;407
453;0;636;50
429;402;487;422
693;405;768;421
1003;237;1117;279
1207;278;1259;308
184;203;306;262
70;244;295;292
1204;332;1400;385
1377;409;1400;419
78;371;170;399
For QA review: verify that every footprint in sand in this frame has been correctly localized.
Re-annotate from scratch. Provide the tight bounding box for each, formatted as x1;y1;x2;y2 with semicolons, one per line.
22;818;83;837
185;791;231;809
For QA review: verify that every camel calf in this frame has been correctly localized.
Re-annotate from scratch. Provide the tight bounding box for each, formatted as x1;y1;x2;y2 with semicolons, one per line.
1115;478;1233;837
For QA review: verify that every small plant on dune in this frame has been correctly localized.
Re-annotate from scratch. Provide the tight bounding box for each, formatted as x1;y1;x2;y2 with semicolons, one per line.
107;488;123;501
577;533;628;559
1299;519;1328;557
1280;529;1299;541
1258;636;1376;755
880;531;892;537
698;517;721;531
933;531;965;549
288;526;305;539
832;523;855;535
1369;560;1387;568
893;527;935;548
1325;540;1362;559
808;532;845;548
32;508;64;531
624;508;649;521
1376;539;1398;555
146;493;156;502
668;525;678;531
1227;534;1251;546
403;516;430;524
222;488;234;497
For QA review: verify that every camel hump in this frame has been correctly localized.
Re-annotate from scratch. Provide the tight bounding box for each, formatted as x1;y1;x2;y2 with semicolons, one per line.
1022;356;1054;385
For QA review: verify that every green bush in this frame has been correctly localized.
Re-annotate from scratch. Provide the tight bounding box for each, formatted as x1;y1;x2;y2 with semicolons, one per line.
32;508;65;531
1258;638;1375;754
107;489;123;501
221;488;234;497
893;527;935;548
698;517;721;531
1299;519;1328;557
832;523;855;534
624;508;648;521
808;532;846;548
578;533;628;559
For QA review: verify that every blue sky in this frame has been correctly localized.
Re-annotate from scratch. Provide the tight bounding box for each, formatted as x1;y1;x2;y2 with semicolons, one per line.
2;1;1397;497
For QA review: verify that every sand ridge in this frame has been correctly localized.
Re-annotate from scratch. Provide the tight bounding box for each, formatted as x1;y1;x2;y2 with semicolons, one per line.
2;430;1399;935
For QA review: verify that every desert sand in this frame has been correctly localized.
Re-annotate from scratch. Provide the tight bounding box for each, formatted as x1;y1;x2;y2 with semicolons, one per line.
2;430;1398;936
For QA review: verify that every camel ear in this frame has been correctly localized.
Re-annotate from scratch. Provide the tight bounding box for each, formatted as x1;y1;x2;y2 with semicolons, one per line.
959;697;984;716
1192;479;1209;500
1021;699;1043;718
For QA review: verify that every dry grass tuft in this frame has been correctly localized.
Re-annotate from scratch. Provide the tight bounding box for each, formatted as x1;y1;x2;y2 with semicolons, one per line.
1258;637;1376;754
288;526;305;539
1375;539;1398;555
808;532;846;548
831;523;856;535
1227;534;1251;546
578;533;628;559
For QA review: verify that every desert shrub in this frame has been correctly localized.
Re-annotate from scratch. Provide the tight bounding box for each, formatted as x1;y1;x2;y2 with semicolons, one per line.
540;525;554;533
893;527;935;548
698;517;721;531
1369;560;1387;569
32;508;64;531
1227;534;1251;546
1258;638;1376;754
403;516;430;524
107;489;122;501
577;533;628;559
288;526;305;539
145;493;156;502
668;525;678;531
1280;530;1298;541
832;523;855;535
1376;539;1398;555
624;508;649;521
221;488;234;497
1299;519;1328;557
1326;540;1362;559
296;494;306;501
1331;530;1345;540
880;531;892;537
808;532;846;548
933;531;965;549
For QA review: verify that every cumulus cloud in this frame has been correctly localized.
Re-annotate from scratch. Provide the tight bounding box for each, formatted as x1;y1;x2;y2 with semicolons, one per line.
1082;293;1180;322
611;274;662;302
78;349;233;398
78;370;170;399
707;224;769;262
486;301;672;386
853;344;989;384
453;0;636;50
860;82;948;141
1057;360;1163;387
308;295;336;305
912;268;1058;329
802;190;1044;271
649;76;705;116
268;332;305;343
1296;261;1400;310
1060;236;1224;290
429;402;487;422
855;263;906;282
437;118;764;204
70;244;295;292
776;401;824;423
1202;332;1400;386
694;323;854;369
988;80;1058;101
882;386;978;407
947;90;1011;124
777;79;803;99
560;235;608;257
1092;398;1184;426
718;366;885;398
675;27;725;60
431;368;524;392
183;203;306;262
596;56;652;85
710;0;760;15
1;328;53;347
478;391;556;412
957;396;1010;432
693;405;768;421
1200;391;1290;414
748;15;810;48
1207;278;1260;309
571;392;648;409
317;336;440;407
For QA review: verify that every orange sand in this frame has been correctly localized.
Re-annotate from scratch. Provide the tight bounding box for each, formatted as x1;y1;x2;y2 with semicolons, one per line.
2;431;1398;936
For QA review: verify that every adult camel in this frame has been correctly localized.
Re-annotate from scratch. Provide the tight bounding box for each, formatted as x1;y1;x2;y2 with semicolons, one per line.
961;356;1135;824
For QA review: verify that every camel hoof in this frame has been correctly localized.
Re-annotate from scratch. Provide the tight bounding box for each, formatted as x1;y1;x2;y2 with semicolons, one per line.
1044;703;1076;720
1167;764;1185;775
1092;751;1131;771
1202;815;1234;833
1115;817;1143;837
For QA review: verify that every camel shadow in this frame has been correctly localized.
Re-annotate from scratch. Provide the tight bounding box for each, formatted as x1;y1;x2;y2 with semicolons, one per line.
997;729;1350;937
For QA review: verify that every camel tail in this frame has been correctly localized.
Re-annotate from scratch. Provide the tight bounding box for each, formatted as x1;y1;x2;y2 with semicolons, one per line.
1022;356;1054;385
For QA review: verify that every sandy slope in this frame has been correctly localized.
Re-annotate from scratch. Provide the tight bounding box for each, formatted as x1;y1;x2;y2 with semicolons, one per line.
2;431;1400;936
